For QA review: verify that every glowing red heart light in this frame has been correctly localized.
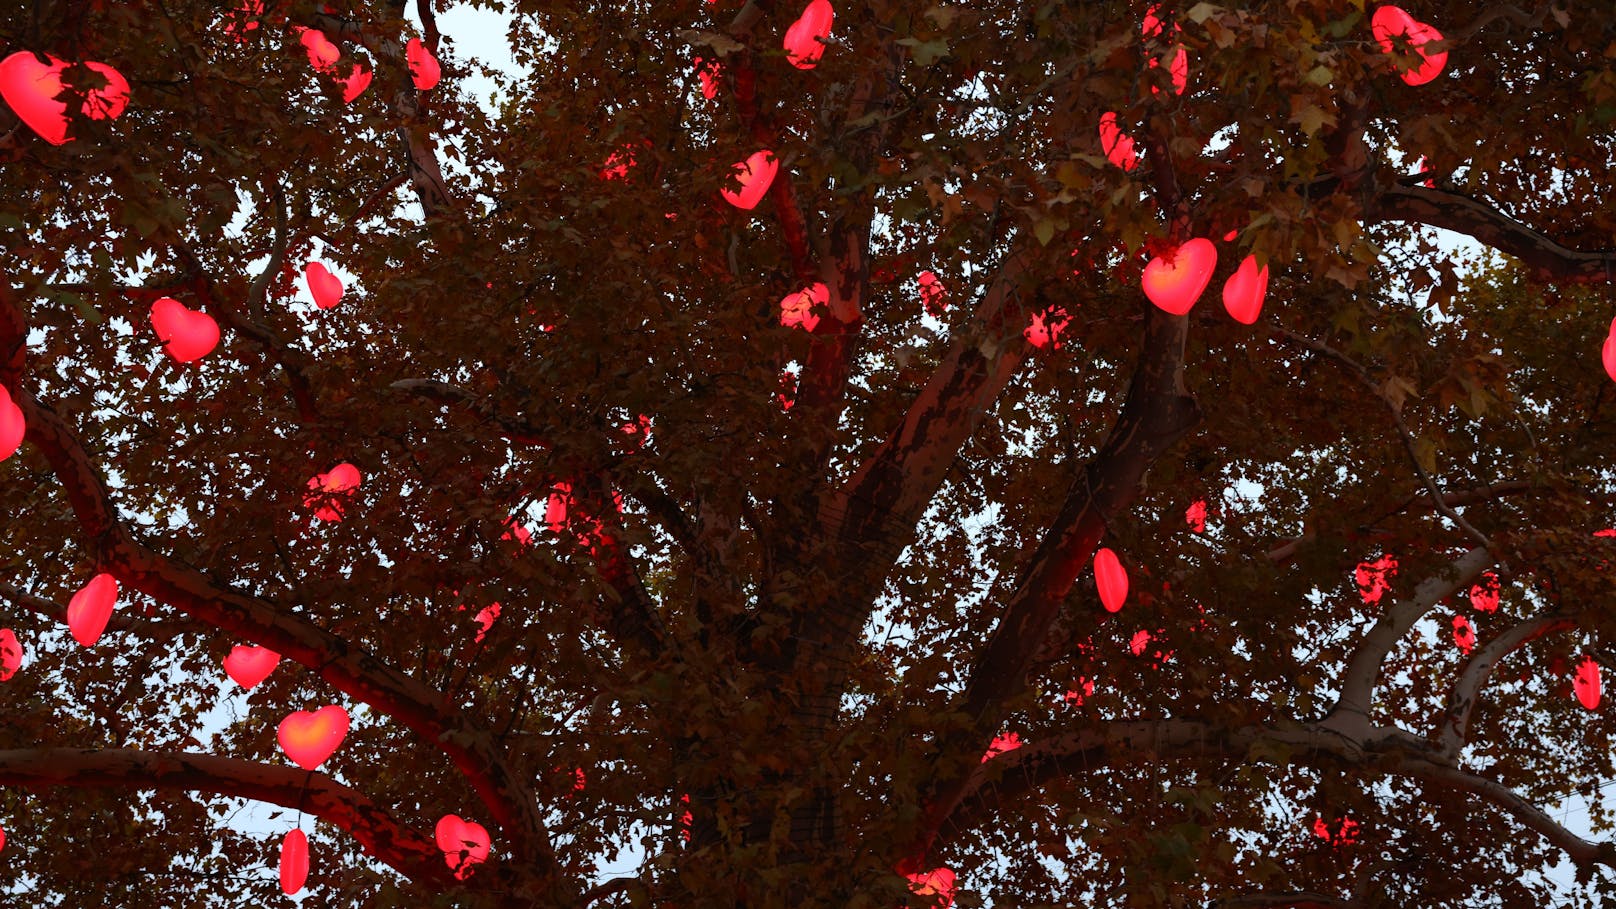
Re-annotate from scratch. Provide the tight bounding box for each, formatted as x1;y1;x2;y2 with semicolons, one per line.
721;150;778;211
780;283;827;332
1185;499;1208;533
304;462;361;522
783;0;834;70
1094;547;1128;612
0;386;23;463
280;829;308;895
435;815;491;880
917;270;947;317
1221;255;1268;325
473;604;500;643
906;867;956;907
304;261;344;310
339;64;371;103
546;482;573;532
1354;553;1398;605
1024;306;1069;350
1064;677;1095;705
277;705;350;771
694;56;723;99
1602;334;1616;384
1452;615;1475;654
0;51;129;146
149;297;221;364
298;27;340;72
1129;628;1152;656
1098;112;1138;172
0;629;22;680
1312;815;1360;846
1575;656;1602;710
1372;5;1447;86
501;517;533;546
1468;571;1500;613
406;38;441;91
1141;238;1217;315
222;0;264;41
66;573;117;648
223;645;280;690
981;732;1022;762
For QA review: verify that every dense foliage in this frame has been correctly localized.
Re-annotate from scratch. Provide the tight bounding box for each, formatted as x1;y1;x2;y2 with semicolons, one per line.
2;1;1616;906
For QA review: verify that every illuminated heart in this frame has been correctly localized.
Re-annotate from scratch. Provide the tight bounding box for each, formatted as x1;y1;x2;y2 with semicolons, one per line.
0;385;23;463
1185;499;1207;533
298;27;340;72
1141;238;1216;315
280;829;308;895
780;283;827;331
407;38;441;91
694;56;722;99
1098;112;1138;172
67;573;118;648
1094;547;1128;612
304;261;344;310
980;732;1021;762
501;517;533;546
435;815;491;880
1602;334;1616;384
221;0;264;41
599;145;636;181
473;603;500;642
1064;677;1095;705
304;462;361;522
149;297;221;364
0;628;22;681
1312;815;1360;846
339;64;371;103
721;150;778;211
1129;628;1152;656
918;270;947;317
1372;5;1447;86
0;51;129;146
1354;554;1398;605
906;867;956;908
1468;571;1500;613
1149;46;1188;95
277;705;350;771
1220;254;1269;325
1575;656;1602;710
1451;615;1475;654
545;482;573;532
1024;306;1069;350
783;0;834;70
223;645;280;690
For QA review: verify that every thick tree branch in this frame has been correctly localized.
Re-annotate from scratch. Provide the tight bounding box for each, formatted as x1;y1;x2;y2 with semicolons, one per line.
1437;612;1577;758
1323;547;1494;740
0;747;450;885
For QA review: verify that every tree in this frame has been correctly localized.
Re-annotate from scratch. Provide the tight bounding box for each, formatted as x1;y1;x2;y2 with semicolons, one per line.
1;0;1615;905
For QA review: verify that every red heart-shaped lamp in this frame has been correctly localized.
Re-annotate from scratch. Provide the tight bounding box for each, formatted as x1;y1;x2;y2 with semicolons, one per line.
278;705;350;771
305;261;344;310
407;38;441;91
1024;306;1069;350
906;867;957;908
435;814;491;880
1575;656;1602;711
783;0;834;70
67;573;118;648
339;64;371;103
150;297;221;364
1451;615;1475;654
918;270;947;316
304;462;362;522
1468;571;1500;612
0;52;129;146
1142;238;1217;315
280;829;309;895
546;482;573;532
1221;254;1269;325
1098;112;1138;172
695;56;723;99
780;283;827;331
0;628;22;681
721;150;778;211
1602;333;1616;384
1185;499;1208;533
221;0;264;41
223;645;280;690
1094;547;1128;612
298;27;340;72
1372;5;1447;86
0;385;23;463
473;604;501;643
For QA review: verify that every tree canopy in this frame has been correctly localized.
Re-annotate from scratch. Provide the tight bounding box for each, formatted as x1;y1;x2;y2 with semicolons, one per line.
2;0;1616;906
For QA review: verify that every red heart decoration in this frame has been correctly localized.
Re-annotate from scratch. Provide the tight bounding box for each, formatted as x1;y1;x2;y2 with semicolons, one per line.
1312;815;1360;846
694;56;723;99
1064;677;1095;705
1094;547;1128;612
305;261;344;310
0;51;129;146
0;628;22;681
1372;5;1447;86
304;462;362;522
434;814;491;880
473;603;500;642
721;150;779;211
222;645;280;690
545;482;573;532
66;573;117;648
905;867;956;908
917;270;947;317
280;829;309;895
339;64;372;103
298;27;340;72
0;385;23;463
1185;499;1208;533
277;705;350;770
1468;571;1500;612
783;0;834;70
1023;306;1069;350
1354;553;1398;605
780;283;827;332
501;517;533;546
1220;254;1269;325
221;0;264;42
1098;112;1138;172
149;297;221;364
1451;615;1475;654
407;38;441;91
1575;655;1602;711
1602;333;1616;384
1142;238;1216;315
